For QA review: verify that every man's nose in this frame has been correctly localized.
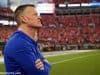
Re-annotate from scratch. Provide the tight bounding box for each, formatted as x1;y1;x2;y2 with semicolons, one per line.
38;16;41;19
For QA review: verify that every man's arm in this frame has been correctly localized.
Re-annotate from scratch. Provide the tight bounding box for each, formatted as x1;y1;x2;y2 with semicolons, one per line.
14;46;51;75
14;49;40;75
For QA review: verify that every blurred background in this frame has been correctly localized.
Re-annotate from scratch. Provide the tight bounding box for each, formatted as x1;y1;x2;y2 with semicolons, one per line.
0;0;100;53
0;0;100;75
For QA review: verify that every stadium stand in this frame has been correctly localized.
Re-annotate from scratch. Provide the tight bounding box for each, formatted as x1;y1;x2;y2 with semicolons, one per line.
0;3;100;51
53;0;99;4
0;14;99;50
40;14;100;45
0;25;16;42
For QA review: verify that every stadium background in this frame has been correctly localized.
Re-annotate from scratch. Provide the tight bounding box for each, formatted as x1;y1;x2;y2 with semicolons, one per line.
0;0;100;75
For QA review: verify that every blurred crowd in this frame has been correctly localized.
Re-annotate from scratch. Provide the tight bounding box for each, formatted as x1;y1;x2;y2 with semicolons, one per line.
0;14;99;46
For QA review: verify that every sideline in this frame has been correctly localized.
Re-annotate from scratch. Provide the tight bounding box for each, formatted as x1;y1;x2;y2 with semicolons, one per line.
51;53;100;65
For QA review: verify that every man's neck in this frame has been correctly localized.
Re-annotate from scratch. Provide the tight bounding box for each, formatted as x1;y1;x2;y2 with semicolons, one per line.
18;24;38;41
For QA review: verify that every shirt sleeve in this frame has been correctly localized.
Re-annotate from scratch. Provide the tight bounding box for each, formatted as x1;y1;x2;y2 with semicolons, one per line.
40;60;51;75
14;44;51;75
14;46;39;75
34;45;51;75
35;47;51;75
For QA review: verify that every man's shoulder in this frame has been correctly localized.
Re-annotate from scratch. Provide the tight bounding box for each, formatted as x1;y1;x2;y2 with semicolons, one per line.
5;31;27;49
5;31;37;51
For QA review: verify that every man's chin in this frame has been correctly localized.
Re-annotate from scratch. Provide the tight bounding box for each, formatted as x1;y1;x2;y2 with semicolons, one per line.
30;25;42;29
36;24;42;28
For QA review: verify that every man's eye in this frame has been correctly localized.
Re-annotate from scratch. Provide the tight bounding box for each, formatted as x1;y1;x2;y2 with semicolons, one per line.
33;13;38;16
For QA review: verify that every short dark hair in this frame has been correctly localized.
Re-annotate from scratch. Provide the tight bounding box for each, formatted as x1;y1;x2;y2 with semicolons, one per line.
14;4;35;25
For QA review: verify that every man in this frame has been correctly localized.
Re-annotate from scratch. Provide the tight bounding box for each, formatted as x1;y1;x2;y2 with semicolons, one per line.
4;4;51;75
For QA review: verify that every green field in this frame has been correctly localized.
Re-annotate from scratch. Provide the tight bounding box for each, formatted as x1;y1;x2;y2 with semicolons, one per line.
0;50;100;75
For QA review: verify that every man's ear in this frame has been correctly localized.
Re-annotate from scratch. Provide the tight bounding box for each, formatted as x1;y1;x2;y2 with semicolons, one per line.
25;16;30;20
20;16;28;23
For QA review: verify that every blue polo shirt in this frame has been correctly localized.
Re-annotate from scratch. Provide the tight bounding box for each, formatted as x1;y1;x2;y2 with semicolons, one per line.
4;31;51;75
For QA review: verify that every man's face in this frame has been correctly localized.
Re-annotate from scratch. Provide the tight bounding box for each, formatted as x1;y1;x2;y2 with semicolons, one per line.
21;6;42;28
